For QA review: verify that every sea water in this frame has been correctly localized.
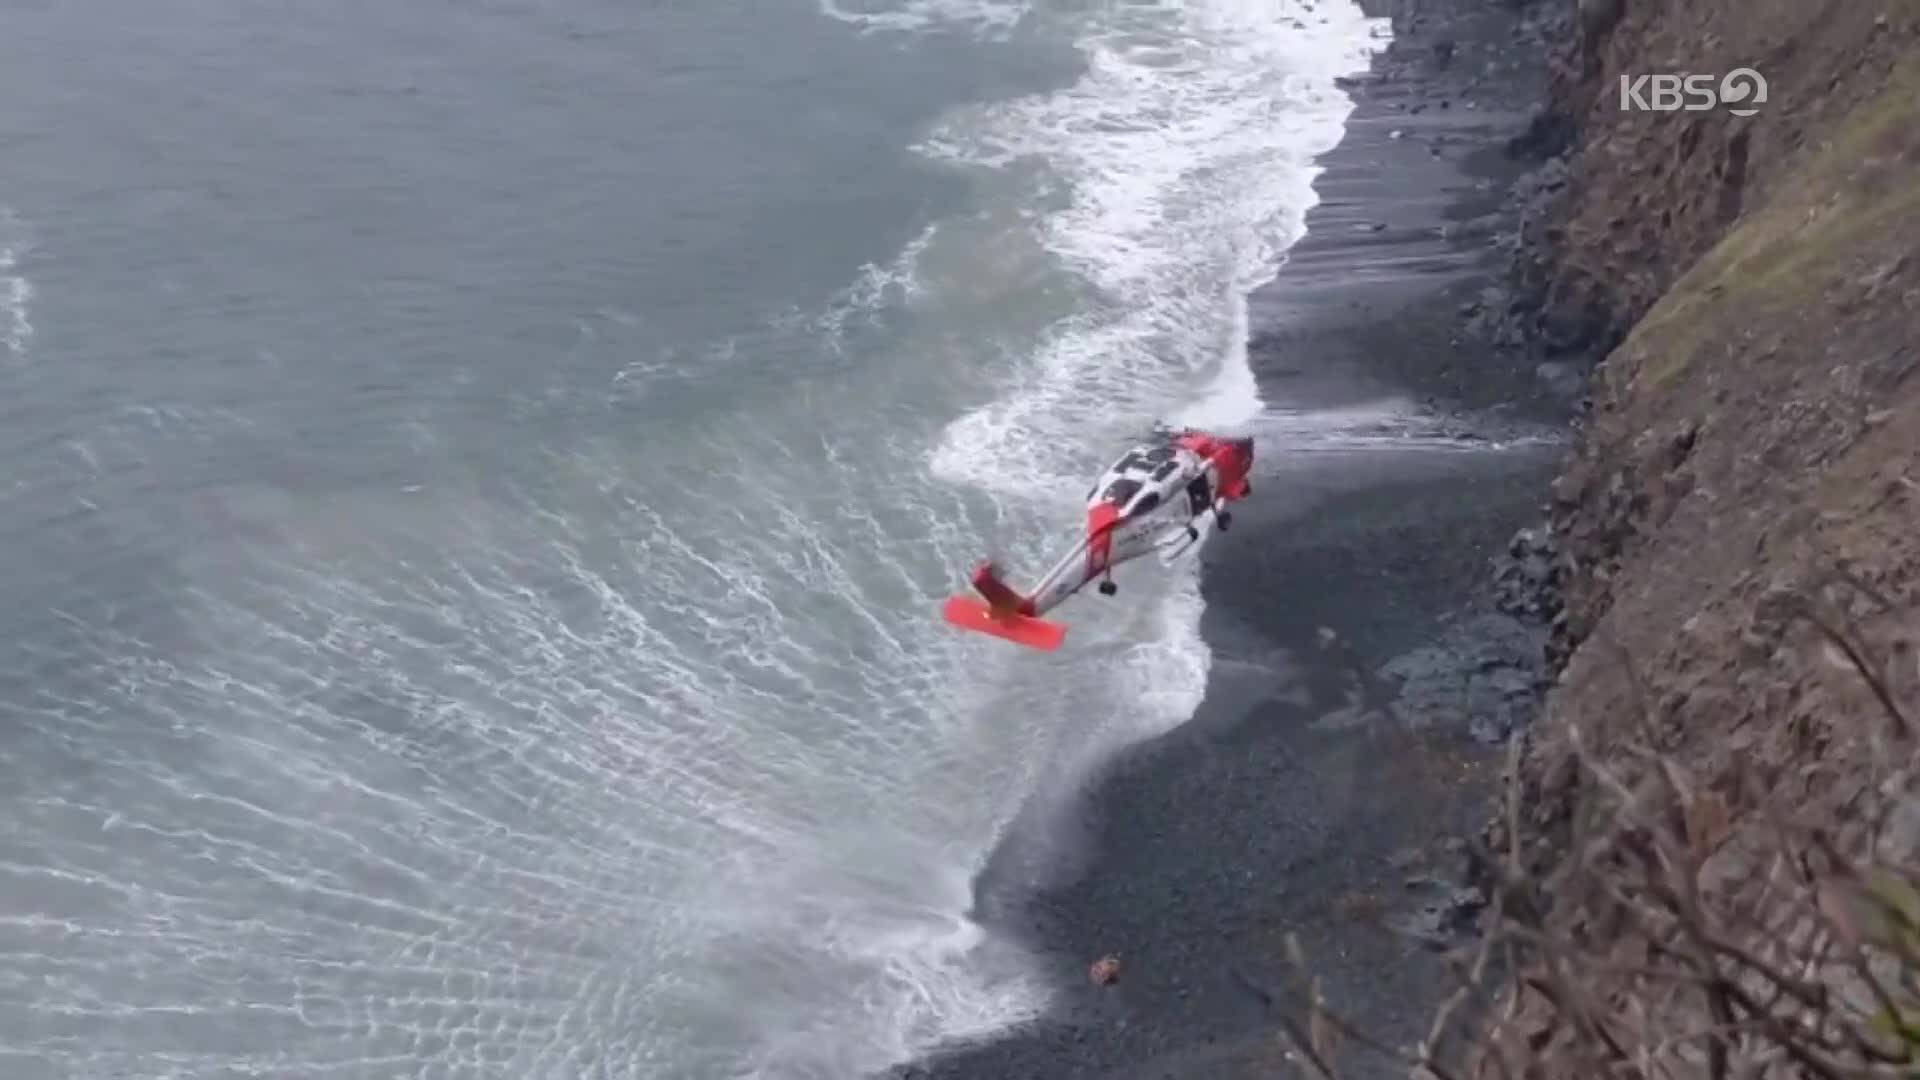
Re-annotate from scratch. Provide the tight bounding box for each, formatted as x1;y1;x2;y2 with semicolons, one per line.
0;1;1385;1075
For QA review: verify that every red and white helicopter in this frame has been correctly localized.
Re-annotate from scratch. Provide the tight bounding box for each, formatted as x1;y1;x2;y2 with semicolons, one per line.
941;427;1255;651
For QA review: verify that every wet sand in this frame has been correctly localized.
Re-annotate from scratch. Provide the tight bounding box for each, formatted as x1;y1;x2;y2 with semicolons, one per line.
902;3;1569;1076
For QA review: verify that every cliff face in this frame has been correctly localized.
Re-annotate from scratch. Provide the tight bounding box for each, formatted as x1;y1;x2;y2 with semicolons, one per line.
1542;0;1919;332
1484;0;1920;1072
1545;0;1920;764
1540;0;1920;801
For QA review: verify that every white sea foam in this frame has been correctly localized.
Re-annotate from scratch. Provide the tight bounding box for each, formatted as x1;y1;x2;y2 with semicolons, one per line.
817;222;941;349
818;0;1032;38
1256;399;1568;454
927;0;1389;493
1;209;33;362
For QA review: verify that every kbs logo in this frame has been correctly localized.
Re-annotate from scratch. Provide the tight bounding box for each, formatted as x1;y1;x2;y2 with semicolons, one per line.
1619;68;1767;116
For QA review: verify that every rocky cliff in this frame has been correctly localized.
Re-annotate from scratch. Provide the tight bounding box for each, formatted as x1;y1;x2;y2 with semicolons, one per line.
1474;0;1920;1074
1529;0;1920;844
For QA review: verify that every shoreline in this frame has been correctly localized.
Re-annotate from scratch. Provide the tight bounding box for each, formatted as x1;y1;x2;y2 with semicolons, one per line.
898;2;1572;1077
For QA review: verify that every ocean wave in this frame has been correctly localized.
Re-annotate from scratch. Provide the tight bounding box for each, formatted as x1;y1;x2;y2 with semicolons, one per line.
926;0;1389;492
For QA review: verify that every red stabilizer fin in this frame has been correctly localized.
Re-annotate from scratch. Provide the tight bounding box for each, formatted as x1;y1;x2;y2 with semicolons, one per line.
941;595;1067;652
968;560;1028;615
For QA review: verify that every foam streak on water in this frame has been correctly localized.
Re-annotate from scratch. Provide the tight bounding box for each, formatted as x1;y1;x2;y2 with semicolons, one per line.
0;210;32;362
819;0;1032;39
5;464;1051;1080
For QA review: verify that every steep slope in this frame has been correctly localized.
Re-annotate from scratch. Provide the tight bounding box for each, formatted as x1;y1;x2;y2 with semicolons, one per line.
1479;1;1920;1073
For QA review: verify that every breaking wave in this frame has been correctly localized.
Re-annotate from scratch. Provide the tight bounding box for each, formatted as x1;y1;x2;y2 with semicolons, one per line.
925;0;1387;496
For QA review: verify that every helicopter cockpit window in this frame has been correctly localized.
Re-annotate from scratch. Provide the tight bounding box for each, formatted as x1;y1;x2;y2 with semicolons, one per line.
1130;492;1161;516
1101;478;1142;506
1151;460;1179;481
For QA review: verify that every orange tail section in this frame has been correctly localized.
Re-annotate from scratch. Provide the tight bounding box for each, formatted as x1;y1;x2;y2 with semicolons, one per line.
941;595;1068;651
940;560;1068;651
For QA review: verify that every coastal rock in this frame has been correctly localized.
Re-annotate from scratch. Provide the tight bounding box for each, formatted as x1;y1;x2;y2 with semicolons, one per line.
1389;880;1490;950
1442;211;1505;245
1576;0;1625;43
1534;359;1586;400
1380;613;1549;746
1459;144;1637;368
1507;104;1576;160
1492;525;1565;623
